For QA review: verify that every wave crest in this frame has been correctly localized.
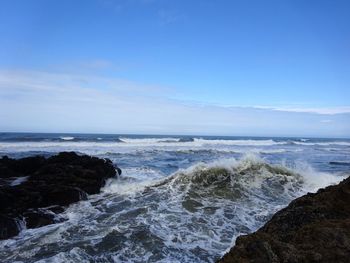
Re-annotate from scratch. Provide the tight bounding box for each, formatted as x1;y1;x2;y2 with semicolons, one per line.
172;155;299;184
152;155;305;207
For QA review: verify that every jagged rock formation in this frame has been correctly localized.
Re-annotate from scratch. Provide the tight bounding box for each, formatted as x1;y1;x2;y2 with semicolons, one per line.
218;176;350;263
0;152;120;240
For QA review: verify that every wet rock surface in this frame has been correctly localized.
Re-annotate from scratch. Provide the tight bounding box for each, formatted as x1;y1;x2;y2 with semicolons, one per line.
0;152;120;240
218;176;350;263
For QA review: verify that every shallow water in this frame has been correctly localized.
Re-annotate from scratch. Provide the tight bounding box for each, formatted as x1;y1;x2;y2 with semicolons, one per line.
0;133;349;262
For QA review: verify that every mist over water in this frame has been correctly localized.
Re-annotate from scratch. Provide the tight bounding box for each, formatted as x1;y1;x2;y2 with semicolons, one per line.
0;133;349;262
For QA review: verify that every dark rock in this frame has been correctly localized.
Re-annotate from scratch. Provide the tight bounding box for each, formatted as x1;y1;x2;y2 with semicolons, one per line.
0;189;13;211
0;152;120;240
23;211;56;229
46;205;65;214
41;185;88;207
0;164;17;178
0;215;21;240
218;176;350;263
0;155;46;177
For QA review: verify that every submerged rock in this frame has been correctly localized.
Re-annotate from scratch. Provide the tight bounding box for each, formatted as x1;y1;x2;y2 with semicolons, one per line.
0;152;120;240
218;176;350;263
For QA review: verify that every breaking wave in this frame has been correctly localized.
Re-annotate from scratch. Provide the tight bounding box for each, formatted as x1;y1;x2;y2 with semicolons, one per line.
119;137;181;144
59;136;75;141
117;137;286;146
292;141;350;146
0;155;345;263
153;154;305;201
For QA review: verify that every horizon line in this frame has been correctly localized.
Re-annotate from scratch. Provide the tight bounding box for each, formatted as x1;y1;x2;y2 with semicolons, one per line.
1;131;349;140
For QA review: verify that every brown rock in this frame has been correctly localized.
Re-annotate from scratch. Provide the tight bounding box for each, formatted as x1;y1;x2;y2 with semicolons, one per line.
218;176;350;263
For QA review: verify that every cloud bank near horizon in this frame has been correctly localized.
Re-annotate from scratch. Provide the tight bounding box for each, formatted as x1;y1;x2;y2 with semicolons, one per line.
0;69;349;137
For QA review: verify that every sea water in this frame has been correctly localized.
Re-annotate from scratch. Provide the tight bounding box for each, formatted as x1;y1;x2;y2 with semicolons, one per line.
0;133;349;262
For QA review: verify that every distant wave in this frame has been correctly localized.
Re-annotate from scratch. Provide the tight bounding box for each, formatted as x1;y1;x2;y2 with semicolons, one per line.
171;148;290;154
117;137;285;146
0;136;348;157
192;138;285;146
60;136;75;141
292;141;350;146
1;134;349;148
58;136;123;142
118;137;181;144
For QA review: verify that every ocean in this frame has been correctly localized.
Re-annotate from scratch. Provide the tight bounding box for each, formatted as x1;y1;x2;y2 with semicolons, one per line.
0;133;349;262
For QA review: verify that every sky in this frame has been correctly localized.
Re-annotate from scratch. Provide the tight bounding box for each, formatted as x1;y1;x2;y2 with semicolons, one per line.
0;0;349;137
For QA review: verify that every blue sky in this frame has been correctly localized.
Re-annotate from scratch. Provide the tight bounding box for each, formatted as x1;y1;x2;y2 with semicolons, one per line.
0;0;349;137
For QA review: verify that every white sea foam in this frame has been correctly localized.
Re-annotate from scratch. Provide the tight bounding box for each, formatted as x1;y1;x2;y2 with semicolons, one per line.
102;176;158;195
119;137;181;144
59;136;75;141
10;176;29;186
1;137;348;157
193;138;285;146
119;137;285;146
291;160;345;192
0;149;347;263
293;141;350;146
0;138;287;156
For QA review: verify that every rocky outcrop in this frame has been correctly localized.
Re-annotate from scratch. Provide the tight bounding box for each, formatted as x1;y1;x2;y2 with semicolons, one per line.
0;152;120;240
218;176;350;263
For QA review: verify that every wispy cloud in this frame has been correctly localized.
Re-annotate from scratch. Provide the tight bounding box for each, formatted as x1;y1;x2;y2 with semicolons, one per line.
0;69;170;97
253;106;350;115
0;69;349;137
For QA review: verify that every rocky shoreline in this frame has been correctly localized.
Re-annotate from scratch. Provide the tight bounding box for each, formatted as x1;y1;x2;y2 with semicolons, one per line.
218;176;350;263
0;152;120;240
1;152;349;262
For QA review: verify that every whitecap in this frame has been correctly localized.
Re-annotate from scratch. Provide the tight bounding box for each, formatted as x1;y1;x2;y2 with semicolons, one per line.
59;136;75;141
